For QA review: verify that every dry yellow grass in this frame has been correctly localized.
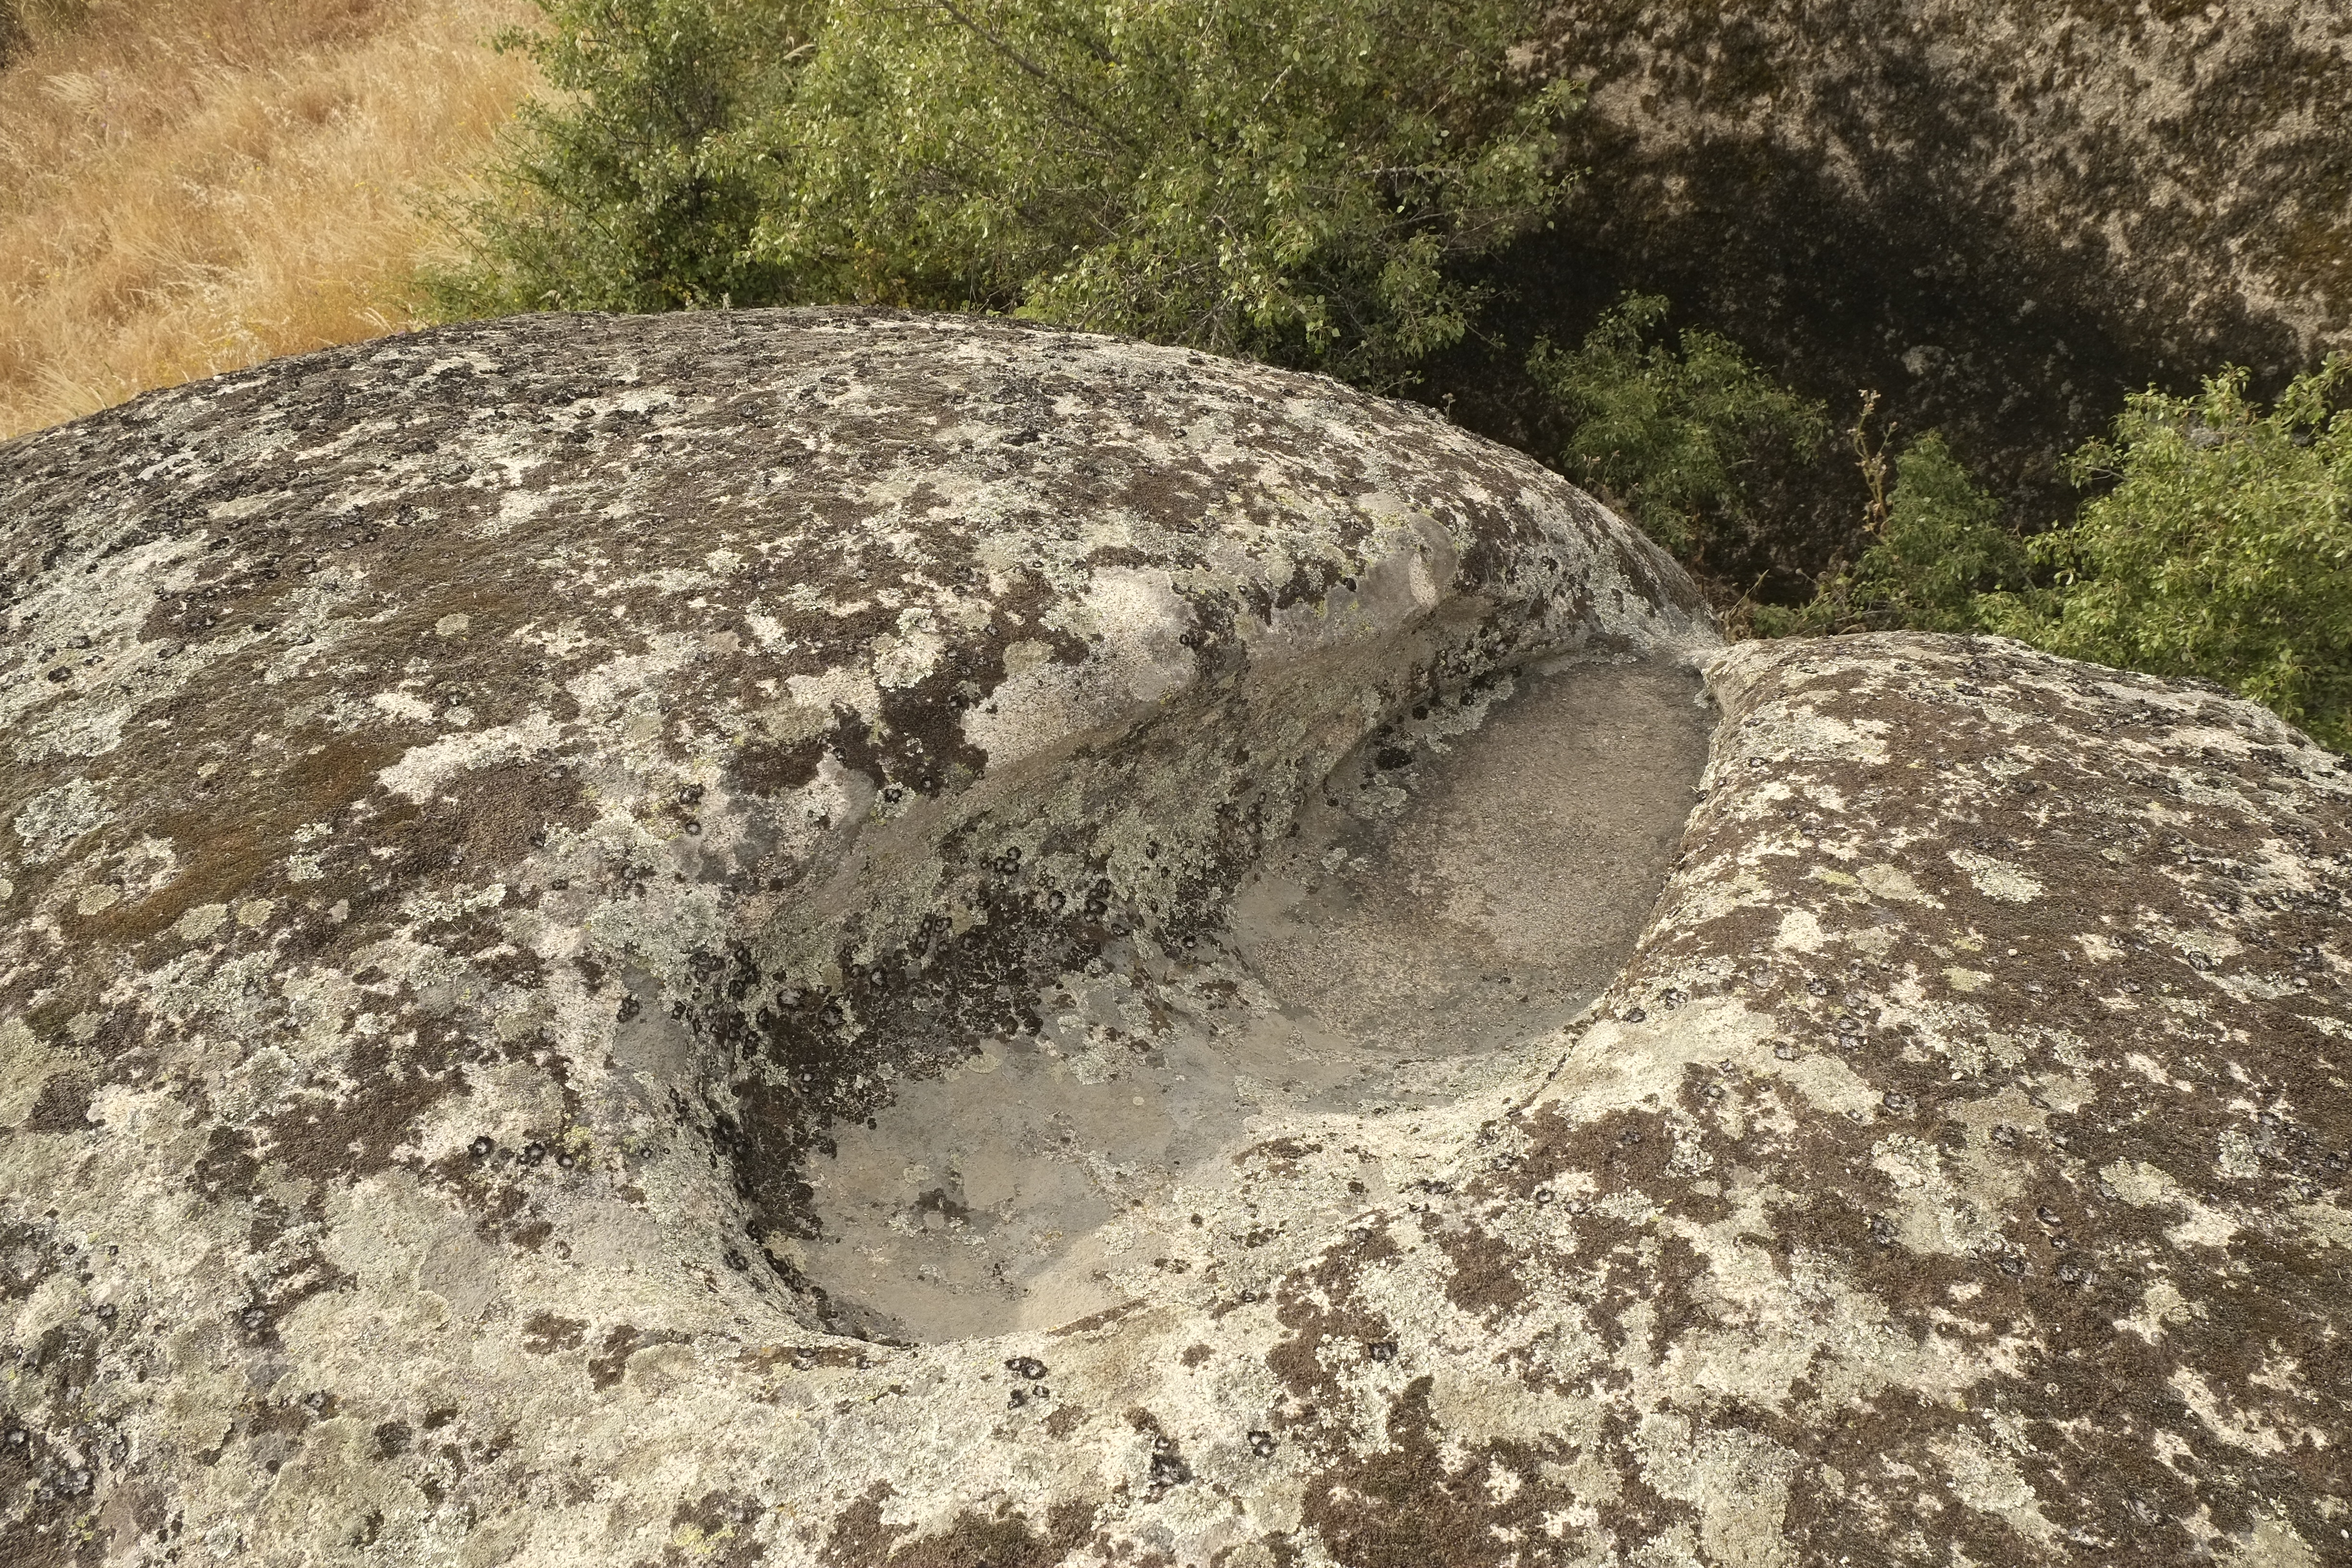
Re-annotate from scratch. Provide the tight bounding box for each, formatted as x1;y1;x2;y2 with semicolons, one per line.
0;0;542;440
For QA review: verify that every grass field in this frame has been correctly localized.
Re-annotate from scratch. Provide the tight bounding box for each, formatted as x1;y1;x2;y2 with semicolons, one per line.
0;0;539;440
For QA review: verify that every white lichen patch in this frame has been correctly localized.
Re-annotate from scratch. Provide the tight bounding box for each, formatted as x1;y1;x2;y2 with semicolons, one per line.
10;778;109;864
1948;845;2043;904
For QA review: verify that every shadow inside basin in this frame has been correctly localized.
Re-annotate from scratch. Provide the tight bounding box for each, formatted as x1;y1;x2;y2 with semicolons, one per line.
789;655;1715;1342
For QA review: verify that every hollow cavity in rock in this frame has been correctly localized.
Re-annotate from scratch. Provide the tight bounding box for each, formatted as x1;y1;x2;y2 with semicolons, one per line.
795;655;1712;1342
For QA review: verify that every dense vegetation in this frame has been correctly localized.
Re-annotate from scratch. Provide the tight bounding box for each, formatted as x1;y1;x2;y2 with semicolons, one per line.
1987;363;2351;748
0;1;84;65
439;0;1579;392
1526;294;1827;578
441;0;2352;751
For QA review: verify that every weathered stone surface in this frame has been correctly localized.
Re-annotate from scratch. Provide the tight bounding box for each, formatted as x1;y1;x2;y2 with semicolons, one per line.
802;652;1718;1344
1555;0;2352;355
0;306;1709;1560
4;310;2349;1565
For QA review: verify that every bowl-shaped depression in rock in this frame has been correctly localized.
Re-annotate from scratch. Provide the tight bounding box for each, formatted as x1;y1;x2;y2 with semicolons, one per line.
806;651;1715;1341
0;306;1725;1559
0;304;1710;1326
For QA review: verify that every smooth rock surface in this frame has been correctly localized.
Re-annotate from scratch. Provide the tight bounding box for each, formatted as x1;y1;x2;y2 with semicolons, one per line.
804;656;1715;1343
4;311;2349;1567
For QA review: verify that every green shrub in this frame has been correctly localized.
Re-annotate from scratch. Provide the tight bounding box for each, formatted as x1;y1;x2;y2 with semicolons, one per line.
1760;420;2022;636
430;0;817;316
1976;357;2352;749
1526;294;1826;567
439;0;1580;390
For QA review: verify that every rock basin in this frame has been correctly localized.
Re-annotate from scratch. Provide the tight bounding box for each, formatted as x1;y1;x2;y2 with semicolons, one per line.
803;655;1714;1342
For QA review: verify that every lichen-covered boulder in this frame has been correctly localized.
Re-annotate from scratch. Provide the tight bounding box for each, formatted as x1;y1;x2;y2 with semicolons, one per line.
2;310;2347;1566
0;306;1713;1561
